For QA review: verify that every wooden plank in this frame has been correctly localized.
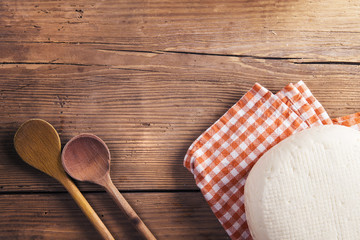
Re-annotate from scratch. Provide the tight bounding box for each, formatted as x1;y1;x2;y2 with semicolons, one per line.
1;47;360;191
1;0;360;61
1;42;359;116
0;191;228;239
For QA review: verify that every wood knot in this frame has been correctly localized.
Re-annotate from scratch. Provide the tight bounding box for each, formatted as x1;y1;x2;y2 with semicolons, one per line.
130;217;140;225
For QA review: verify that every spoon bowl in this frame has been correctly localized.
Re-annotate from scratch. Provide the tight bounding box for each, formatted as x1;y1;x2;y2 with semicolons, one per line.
14;119;64;180
62;134;110;183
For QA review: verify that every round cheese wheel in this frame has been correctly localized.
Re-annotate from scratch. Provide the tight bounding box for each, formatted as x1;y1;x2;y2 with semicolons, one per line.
244;125;360;240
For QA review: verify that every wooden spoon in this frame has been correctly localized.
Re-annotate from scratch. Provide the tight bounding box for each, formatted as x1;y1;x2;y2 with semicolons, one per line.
61;133;157;240
13;119;114;240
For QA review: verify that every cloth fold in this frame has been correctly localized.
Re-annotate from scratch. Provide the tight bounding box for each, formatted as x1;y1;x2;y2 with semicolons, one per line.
184;81;360;239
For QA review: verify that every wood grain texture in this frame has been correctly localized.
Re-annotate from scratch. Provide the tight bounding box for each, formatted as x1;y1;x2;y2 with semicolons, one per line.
2;0;360;239
0;192;229;240
1;0;360;61
1;50;360;192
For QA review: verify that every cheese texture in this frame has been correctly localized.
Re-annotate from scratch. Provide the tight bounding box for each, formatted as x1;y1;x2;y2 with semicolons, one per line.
244;125;360;240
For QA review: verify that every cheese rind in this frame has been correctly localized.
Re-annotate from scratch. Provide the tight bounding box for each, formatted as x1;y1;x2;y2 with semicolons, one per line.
244;125;360;240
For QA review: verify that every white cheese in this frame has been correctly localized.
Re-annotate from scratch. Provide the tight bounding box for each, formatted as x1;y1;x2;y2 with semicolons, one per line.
244;125;360;240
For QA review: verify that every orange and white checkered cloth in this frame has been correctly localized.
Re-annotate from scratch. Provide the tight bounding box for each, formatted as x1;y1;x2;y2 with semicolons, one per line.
184;81;360;239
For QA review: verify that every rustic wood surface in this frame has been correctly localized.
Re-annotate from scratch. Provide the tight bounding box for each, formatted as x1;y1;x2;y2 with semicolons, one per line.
1;0;360;239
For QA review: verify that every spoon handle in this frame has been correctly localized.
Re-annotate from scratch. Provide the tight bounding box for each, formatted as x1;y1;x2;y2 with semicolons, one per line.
61;177;115;240
104;179;157;240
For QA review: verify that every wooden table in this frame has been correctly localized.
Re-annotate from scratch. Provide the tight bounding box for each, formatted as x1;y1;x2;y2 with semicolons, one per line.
1;0;360;239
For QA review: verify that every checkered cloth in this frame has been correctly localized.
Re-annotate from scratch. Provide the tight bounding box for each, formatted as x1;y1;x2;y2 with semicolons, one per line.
184;81;360;239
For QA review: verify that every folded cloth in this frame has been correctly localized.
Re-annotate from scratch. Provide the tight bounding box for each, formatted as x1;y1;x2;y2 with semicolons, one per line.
333;112;360;130
184;81;360;239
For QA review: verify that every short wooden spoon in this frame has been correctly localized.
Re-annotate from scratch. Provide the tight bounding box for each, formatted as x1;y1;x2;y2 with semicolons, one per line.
61;133;157;240
13;119;114;240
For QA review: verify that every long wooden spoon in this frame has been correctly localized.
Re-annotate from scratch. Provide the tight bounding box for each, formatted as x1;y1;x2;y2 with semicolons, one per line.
13;119;114;240
61;133;157;240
